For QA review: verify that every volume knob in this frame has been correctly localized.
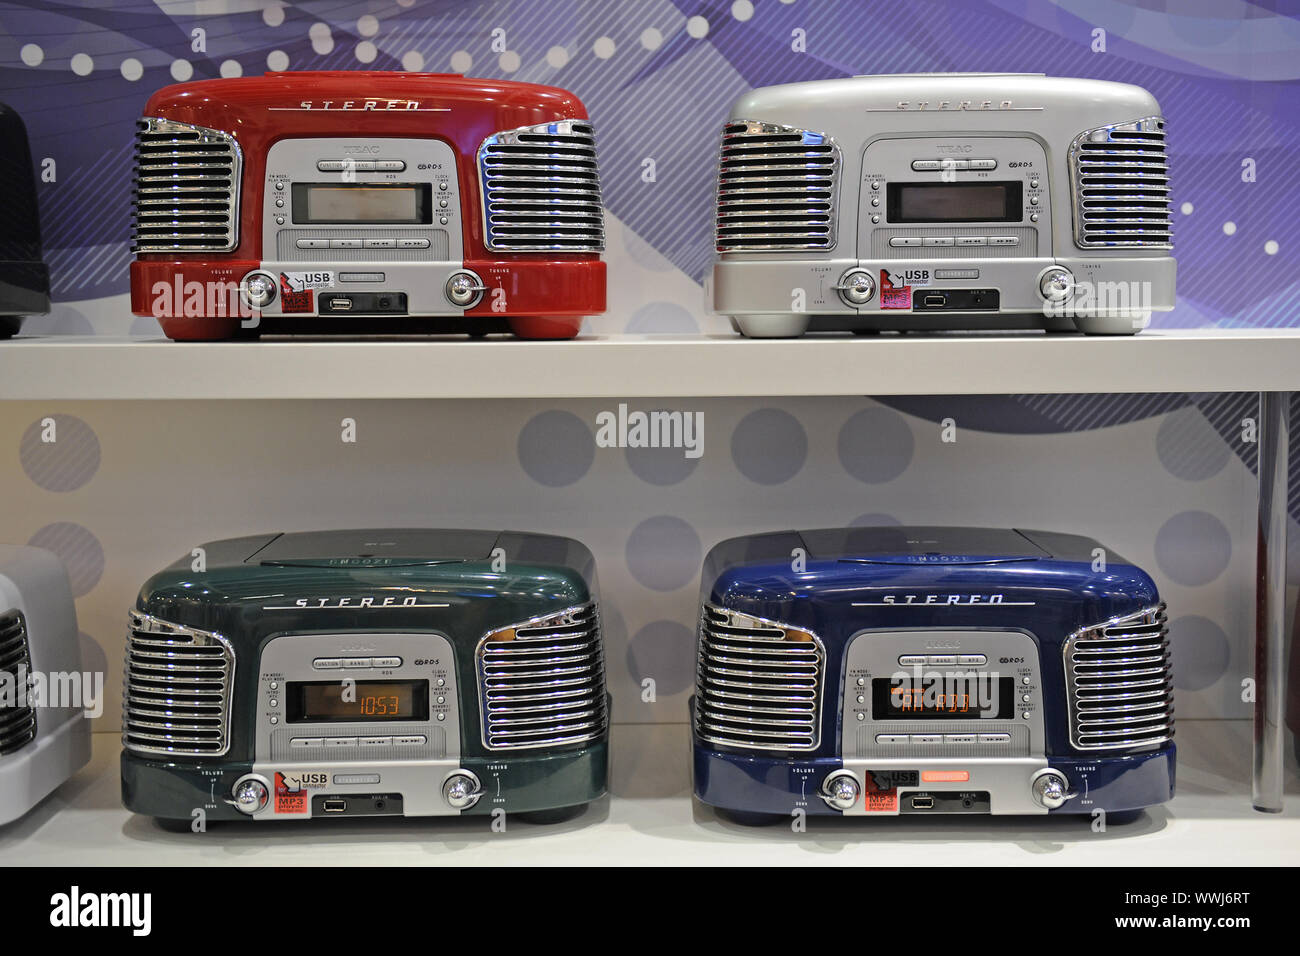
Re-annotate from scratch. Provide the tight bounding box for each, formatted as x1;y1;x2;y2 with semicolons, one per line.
835;268;876;307
230;776;269;816
442;771;483;810
821;770;861;811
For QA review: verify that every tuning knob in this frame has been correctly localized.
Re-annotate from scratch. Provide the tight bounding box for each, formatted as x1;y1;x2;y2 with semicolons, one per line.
445;270;487;308
835;268;876;307
442;771;483;810
1038;267;1074;303
821;770;861;811
1030;769;1074;810
229;775;269;815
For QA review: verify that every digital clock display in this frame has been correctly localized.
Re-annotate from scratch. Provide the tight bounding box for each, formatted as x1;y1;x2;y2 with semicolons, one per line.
887;181;1022;223
292;183;433;224
287;679;428;722
872;675;1014;720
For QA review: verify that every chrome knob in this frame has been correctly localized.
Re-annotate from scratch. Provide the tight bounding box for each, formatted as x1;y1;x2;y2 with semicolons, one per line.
1030;769;1073;810
445;271;486;308
442;771;483;810
821;771;861;811
835;268;876;306
229;776;269;815
241;271;277;309
1038;267;1074;302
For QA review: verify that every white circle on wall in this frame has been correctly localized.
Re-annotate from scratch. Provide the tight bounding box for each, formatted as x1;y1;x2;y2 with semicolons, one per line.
310;22;335;56
357;14;380;37
687;15;710;38
27;523;104;597
546;45;570;68
267;50;289;72
20;43;43;67
732;0;755;21
402;50;425;72
220;59;243;78
450;50;473;72
1180;201;1193;215
120;58;143;81
356;41;378;64
499;50;521;72
640;27;664;50
170;58;193;82
1222;221;1237;235
70;53;94;76
263;2;285;27
593;36;616;59
1265;239;1279;255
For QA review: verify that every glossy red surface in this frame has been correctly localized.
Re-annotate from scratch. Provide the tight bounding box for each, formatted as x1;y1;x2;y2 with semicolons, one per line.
130;72;604;338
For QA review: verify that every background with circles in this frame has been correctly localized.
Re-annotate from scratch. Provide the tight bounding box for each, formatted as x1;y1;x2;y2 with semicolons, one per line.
0;395;1268;749
0;1;1293;767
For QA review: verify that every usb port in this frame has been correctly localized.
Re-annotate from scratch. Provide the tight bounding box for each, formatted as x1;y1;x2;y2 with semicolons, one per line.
923;294;946;308
327;296;353;311
322;798;347;813
910;795;934;810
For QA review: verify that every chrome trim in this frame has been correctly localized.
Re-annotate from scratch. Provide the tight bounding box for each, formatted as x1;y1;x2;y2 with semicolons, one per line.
132;117;242;253
477;119;605;252
1068;116;1172;249
475;602;607;751
1063;604;1173;751
695;604;824;752
122;610;235;757
0;610;36;756
714;120;840;253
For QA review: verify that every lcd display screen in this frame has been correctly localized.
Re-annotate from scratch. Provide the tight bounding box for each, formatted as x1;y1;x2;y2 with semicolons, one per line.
287;679;429;722
291;183;432;224
887;181;1022;223
872;675;1015;720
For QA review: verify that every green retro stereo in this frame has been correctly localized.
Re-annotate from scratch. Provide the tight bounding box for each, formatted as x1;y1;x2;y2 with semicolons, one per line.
120;529;609;828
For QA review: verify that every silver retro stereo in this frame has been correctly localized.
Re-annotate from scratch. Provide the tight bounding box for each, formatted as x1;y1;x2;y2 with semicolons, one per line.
711;74;1176;336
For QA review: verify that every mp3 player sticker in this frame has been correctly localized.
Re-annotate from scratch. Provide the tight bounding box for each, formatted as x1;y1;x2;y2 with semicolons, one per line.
279;271;334;313
880;270;913;309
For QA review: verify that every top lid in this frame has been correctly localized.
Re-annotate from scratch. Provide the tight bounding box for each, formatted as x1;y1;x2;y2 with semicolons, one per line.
800;526;1051;565
248;529;499;568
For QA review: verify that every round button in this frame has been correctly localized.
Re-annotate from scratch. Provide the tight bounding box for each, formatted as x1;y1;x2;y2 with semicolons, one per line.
836;268;876;307
445;270;486;308
856;712;865;721
442;772;482;810
856;695;865;704
275;216;285;225
1038;267;1074;303
1030;213;1039;222
439;198;449;208
436;712;445;721
1022;711;1031;720
269;698;279;708
1030;770;1071;810
269;681;278;691
437;678;445;687
274;181;284;190
231;777;269;815
437;696;445;705
870;180;880;190
270;716;279;725
1021;694;1031;703
871;214;880;224
1022;676;1031;685
1030;179;1039;189
1030;195;1040;206
870;197;880;207
822;771;861;811
438;181;448;191
439;216;449;225
241;271;277;309
856;677;865;687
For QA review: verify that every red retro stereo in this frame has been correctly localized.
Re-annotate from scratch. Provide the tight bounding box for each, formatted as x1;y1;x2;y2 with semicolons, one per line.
129;72;605;340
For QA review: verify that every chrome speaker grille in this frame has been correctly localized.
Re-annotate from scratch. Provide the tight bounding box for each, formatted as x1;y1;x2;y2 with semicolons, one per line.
0;610;36;756
123;611;234;756
1064;604;1173;751
715;120;839;252
132;117;241;253
477;603;607;750
478;120;605;252
695;604;823;752
1069;116;1172;248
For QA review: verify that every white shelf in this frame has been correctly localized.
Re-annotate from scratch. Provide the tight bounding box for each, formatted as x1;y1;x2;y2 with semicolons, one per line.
1;329;1298;400
1;723;1296;866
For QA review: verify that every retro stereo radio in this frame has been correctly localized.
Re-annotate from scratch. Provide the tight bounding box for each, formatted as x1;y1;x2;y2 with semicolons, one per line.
0;545;92;825
0;102;51;338
692;527;1175;823
129;72;605;340
711;74;1175;336
121;529;609;827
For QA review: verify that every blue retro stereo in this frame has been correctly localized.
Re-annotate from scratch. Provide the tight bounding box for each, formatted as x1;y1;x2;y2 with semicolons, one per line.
692;526;1174;823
